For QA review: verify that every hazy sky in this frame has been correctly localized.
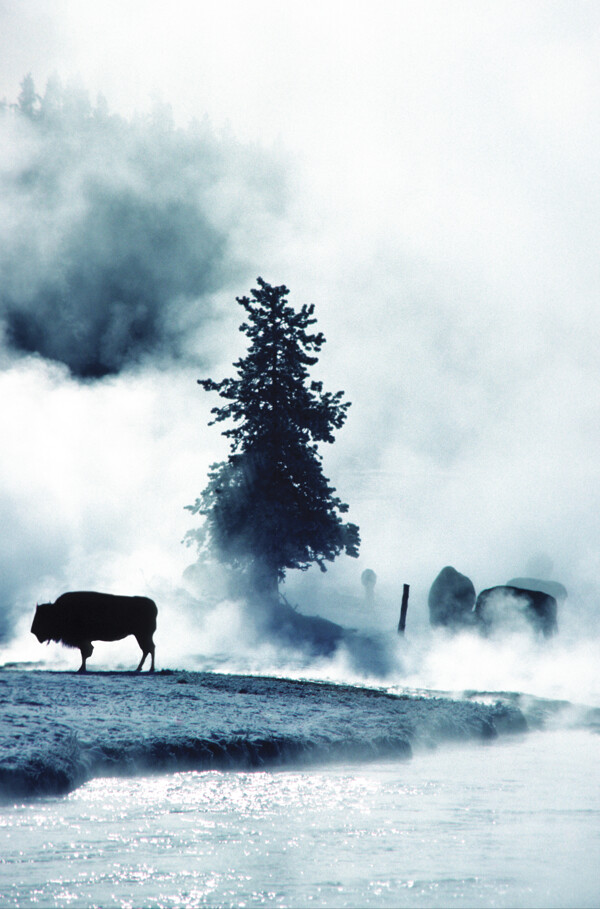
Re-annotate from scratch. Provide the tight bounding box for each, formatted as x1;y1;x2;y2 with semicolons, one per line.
1;1;600;649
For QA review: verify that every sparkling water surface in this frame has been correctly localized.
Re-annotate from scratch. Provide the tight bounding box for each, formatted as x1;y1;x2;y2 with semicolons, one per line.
1;729;599;908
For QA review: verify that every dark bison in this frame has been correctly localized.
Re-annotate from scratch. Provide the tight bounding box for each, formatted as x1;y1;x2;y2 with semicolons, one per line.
31;592;157;672
506;576;568;603
474;585;557;638
428;566;477;629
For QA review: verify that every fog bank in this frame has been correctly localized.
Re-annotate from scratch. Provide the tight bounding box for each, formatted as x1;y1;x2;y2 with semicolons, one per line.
1;4;600;697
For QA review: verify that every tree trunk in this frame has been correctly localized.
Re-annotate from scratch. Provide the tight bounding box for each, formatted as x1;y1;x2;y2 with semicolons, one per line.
248;559;279;604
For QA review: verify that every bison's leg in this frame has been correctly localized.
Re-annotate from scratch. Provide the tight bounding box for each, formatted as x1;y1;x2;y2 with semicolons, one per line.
135;634;155;672
78;641;94;673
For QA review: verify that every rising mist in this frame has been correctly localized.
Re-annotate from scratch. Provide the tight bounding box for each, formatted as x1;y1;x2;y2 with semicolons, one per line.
0;78;287;641
0;78;286;378
1;4;600;707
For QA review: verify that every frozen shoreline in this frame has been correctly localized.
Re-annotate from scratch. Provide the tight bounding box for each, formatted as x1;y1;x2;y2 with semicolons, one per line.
0;668;532;801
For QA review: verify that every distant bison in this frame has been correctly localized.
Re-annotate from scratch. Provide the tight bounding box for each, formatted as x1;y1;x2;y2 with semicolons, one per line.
428;566;476;629
506;576;568;603
361;569;377;604
31;592;157;672
474;585;557;638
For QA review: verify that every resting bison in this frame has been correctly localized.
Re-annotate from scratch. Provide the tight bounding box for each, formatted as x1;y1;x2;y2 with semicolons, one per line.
506;576;568;603
428;566;476;629
31;592;157;672
474;585;557;638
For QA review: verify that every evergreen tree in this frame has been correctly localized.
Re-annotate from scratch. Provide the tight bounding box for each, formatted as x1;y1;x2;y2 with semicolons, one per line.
17;73;39;119
39;73;63;125
185;278;360;599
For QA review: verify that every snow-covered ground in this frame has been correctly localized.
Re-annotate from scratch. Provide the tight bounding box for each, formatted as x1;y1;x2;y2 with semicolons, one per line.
0;668;534;800
3;606;600;908
0;667;599;907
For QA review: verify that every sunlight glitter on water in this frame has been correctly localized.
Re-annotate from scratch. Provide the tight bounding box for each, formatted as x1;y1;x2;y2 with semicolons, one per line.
1;730;600;908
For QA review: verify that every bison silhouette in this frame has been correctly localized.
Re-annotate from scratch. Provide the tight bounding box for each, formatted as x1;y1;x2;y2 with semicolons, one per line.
474;585;557;638
31;592;157;672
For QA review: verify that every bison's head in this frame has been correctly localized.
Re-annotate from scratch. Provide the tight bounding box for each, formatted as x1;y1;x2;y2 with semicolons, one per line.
31;603;53;643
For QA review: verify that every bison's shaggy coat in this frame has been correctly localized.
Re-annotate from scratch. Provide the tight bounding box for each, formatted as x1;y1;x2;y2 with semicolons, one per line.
31;592;157;672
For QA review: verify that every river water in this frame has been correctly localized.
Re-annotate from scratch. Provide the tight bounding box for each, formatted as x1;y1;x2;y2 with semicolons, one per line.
1;728;599;908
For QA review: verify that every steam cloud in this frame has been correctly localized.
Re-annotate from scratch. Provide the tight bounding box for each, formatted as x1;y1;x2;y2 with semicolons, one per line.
0;77;289;643
2;4;600;704
0;82;285;377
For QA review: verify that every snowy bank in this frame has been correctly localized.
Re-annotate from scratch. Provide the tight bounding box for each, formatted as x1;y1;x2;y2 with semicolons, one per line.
0;669;529;801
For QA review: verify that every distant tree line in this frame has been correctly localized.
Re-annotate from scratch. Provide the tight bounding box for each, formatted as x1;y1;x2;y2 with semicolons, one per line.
2;71;175;131
0;74;287;378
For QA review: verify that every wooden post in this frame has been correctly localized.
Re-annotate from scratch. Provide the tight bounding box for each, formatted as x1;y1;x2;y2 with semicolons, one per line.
398;583;410;634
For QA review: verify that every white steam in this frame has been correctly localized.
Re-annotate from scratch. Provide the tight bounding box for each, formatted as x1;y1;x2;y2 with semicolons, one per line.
1;3;600;702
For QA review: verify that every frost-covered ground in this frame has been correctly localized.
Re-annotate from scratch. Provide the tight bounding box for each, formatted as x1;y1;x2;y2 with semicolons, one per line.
0;669;535;800
2;604;600;907
0;668;599;908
